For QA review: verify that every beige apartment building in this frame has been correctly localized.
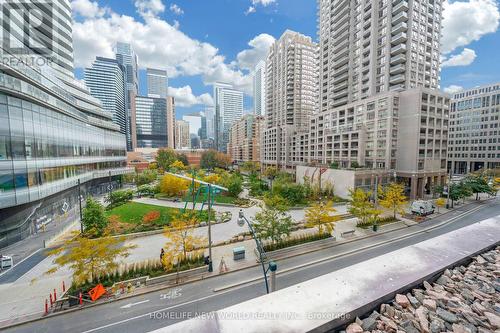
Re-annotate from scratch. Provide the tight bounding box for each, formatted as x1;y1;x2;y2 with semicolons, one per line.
448;83;500;174
261;30;319;170
167;96;176;149
175;119;190;149
228;114;264;163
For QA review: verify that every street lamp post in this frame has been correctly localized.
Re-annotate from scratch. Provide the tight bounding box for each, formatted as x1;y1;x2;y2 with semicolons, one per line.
237;210;277;294
207;184;213;272
77;179;83;233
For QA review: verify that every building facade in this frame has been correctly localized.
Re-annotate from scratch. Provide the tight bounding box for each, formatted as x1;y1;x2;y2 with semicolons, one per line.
175;120;191;149
166;96;176;149
0;0;130;247
262;30;319;169
448;83;500;174
213;82;244;152
132;96;169;148
84;57;126;137
228;114;264;163
147;68;168;98
115;42;139;151
318;0;442;111
253;60;266;116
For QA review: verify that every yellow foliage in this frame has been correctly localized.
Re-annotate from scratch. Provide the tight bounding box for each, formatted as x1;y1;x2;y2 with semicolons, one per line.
305;201;341;234
378;183;408;218
170;160;186;171
163;212;206;270
45;232;136;287
203;173;222;185
435;197;446;213
160;174;189;197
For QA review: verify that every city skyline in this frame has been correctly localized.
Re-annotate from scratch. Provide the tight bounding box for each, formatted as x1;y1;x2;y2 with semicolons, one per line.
71;0;500;119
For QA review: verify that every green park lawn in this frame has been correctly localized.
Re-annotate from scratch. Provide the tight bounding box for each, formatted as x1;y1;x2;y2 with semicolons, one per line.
105;202;208;234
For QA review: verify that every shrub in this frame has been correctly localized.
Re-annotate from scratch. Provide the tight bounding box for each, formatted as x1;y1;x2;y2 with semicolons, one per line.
263;232;332;252
106;189;134;209
136;170;158;186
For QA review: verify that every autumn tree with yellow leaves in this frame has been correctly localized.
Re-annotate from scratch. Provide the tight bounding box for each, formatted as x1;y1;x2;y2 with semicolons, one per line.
378;183;408;218
305;201;341;235
162;212;206;271
159;174;189;197
46;232;136;286
435;197;446;213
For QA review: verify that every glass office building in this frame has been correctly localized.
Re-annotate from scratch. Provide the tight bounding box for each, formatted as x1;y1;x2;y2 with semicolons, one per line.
133;96;169;148
0;0;131;247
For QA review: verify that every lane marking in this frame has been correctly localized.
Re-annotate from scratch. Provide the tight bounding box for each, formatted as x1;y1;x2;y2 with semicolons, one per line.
120;300;150;309
0;248;43;280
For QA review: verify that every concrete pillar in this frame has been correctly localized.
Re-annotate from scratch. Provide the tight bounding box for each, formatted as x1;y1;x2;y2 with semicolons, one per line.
417;177;424;199
410;176;418;200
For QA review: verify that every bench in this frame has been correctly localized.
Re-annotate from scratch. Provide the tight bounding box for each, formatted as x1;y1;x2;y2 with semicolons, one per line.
340;230;355;237
233;246;245;261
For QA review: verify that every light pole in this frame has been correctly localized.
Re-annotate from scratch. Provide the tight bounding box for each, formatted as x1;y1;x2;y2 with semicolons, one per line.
446;170;451;208
207;184;213;272
237;210;277;294
77;179;83;233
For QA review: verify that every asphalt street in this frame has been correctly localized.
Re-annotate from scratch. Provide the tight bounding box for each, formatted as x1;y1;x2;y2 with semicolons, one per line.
4;197;499;333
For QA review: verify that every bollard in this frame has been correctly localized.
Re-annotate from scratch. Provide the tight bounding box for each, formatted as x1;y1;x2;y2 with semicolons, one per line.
49;293;53;306
62;281;66;292
79;292;83;305
45;299;49;314
53;288;57;300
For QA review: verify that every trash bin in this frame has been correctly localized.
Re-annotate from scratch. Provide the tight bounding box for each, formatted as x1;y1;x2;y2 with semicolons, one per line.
233;246;245;261
372;224;378;232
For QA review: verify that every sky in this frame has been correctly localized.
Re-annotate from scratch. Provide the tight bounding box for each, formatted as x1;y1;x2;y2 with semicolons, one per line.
71;0;500;119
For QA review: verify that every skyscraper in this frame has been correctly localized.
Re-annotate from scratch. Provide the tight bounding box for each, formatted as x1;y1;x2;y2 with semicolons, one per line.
175;120;191;149
253;60;266;116
132;96;169;148
115;42;139;151
147;68;168;98
318;0;442;110
228;114;265;163
84;57;127;137
262;30;318;169
0;0;130;247
167;97;176;149
204;106;215;139
213;82;244;152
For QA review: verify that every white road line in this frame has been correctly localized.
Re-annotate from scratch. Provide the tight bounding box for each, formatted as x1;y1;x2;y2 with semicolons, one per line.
0;248;42;279
120;300;150;309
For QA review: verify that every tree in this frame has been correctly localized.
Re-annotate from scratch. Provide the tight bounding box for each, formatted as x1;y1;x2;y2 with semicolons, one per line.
169;160;186;172
348;188;378;225
136;169;157;186
46;233;135;287
378;183;408;218
156;148;178;171
82;197;108;237
305;201;341;235
226;174;243;197
241;161;260;176
200;150;218;170
448;181;473;207
264;166;279;190
177;153;189;167
159;174;189;197
465;174;495;200
253;204;293;245
435;197;446;213
215;152;232;169
105;189;133;209
203;173;222;185
163;212;206;269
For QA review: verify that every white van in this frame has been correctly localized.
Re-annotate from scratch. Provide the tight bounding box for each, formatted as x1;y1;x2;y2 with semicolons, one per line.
411;200;435;216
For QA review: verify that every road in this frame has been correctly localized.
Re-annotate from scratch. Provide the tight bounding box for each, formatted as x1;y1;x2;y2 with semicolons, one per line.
4;197;499;333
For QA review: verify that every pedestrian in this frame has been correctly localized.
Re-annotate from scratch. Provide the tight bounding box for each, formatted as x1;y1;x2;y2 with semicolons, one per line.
219;256;228;273
160;248;165;261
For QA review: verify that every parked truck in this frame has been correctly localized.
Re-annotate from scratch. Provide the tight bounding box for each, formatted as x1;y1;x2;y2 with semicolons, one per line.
410;200;435;216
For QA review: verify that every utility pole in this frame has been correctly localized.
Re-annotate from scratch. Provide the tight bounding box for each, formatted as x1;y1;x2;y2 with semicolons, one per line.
446;170;451;208
78;179;83;233
374;174;379;208
207;184;213;272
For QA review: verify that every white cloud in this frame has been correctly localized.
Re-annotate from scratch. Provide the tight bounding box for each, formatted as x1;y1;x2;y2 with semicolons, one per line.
71;0;108;18
134;0;165;17
245;6;256;15
442;48;477;67
442;0;499;54
169;86;214;107
443;85;464;94
169;4;184;15
252;0;276;6
236;33;275;71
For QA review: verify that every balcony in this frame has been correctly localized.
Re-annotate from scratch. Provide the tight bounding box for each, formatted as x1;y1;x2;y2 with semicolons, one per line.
390;53;406;64
392;11;408;25
333;80;348;92
333;89;348;100
333;38;349;54
392;1;409;15
389;83;405;91
391;32;407;45
333;48;349;62
389;74;405;84
389;63;406;74
390;44;407;55
391;22;407;35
